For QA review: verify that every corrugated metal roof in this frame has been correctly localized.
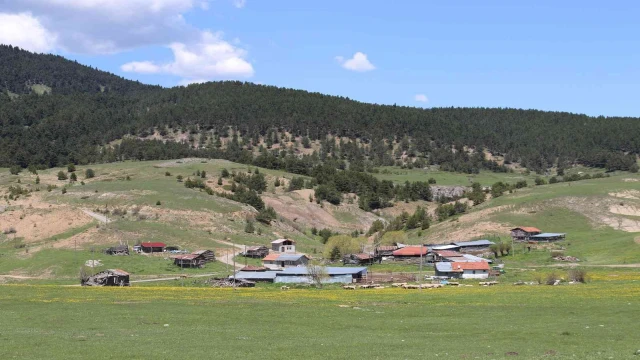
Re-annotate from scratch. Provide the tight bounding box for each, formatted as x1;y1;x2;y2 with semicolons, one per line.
276;254;308;261
452;240;494;247
443;255;492;263
451;262;490;271
462;254;491;263
435;262;455;272
141;242;166;248
431;244;459;250
271;238;295;244
434;250;461;257
393;246;428;256
233;271;278;280
174;254;199;260
376;246;398;251
240;265;268;272
262;253;280;261
107;269;130;276
532;233;566;238
279;267;367;276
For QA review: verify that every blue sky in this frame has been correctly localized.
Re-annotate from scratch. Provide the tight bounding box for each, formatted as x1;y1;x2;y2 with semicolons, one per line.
1;0;639;116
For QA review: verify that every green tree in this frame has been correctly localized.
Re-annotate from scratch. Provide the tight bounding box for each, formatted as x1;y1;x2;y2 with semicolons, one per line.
57;171;68;180
9;165;21;175
35;176;40;184
67;163;76;172
244;219;255;233
69;172;77;182
85;168;95;179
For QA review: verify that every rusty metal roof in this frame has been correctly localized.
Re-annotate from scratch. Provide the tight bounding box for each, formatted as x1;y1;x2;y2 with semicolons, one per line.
512;227;541;233
354;253;372;260
240;265;268;272
262;253;280;261
140;242;166;248
393;246;428;256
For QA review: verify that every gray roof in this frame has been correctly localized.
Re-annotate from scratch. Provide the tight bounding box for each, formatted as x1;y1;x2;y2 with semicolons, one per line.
276;254;308;262
233;271;278;280
532;233;566;238
443;254;492;263
279;266;367;276
430;244;460;250
435;262;453;272
452;240;494;247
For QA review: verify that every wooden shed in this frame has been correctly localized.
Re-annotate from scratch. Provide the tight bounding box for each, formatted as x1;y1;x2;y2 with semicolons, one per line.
242;246;269;258
82;269;130;286
104;244;129;256
510;227;542;241
140;242;166;253
173;250;215;268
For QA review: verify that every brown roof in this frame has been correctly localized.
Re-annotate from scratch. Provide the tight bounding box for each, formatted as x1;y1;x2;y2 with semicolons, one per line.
513;227;541;233
174;254;199;260
240;265;268;272
393;246;428;256
354;253;372;260
271;238;295;244
376;246;398;251
451;262;490;271
434;250;461;257
246;246;267;251
262;253;280;261
191;250;212;255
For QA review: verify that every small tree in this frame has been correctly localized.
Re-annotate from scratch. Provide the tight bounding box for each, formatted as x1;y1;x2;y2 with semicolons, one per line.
67;163;76;173
244;219;255;233
176;175;184;182
274;178;281;187
57;171;68;180
10;165;21;175
28;164;38;175
85;168;95;179
156;200;162;206
221;168;230;178
69;173;77;183
35;176;40;184
165;171;171;176
217;177;223;185
61;187;67;194
329;246;342;261
306;260;329;288
200;170;207;178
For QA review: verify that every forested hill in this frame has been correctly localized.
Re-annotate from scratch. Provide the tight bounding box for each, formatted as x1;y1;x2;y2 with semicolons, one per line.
1;45;639;172
0;45;155;95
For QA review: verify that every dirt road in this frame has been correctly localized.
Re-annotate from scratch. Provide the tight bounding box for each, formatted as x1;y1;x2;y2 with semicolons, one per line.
82;209;111;223
214;239;246;269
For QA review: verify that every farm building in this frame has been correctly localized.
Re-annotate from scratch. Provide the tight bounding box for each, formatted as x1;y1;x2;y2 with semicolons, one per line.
429;244;461;251
510;227;542;240
139;242;166;253
242;245;269;258
392;246;428;259
262;253;309;269
531;233;566;242
82;269;130;286
104;245;129;256
173;250;215;268
271;238;296;253
440;254;492;263
431;250;462;262
375;245;398;257
233;267;368;284
343;253;378;265
434;261;490;279
451;240;494;252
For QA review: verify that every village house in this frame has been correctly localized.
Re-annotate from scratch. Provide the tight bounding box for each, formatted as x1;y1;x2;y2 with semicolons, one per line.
392;246;429;260
173;250;215;268
374;245;398;257
139;242;166;253
451;240;494;253
242;245;269;258
271;239;296;253
82;269;130;286
104;244;129;256
262;253;309;269
434;261;490;279
510;227;542;241
233;267;368;284
343;253;378;265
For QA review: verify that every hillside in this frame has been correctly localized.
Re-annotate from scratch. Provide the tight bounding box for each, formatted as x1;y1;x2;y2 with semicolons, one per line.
1;46;639;173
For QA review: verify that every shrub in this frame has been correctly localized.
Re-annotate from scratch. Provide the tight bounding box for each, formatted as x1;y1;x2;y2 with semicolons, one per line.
85;169;95;178
217;177;223;185
288;177;305;191
534;177;547;186
57;171;68;180
568;268;588;283
274;178;281;187
9;165;21;175
221;168;230;178
67;163;76;172
61;187;67;194
318;228;333;244
176;175;183;182
428;177;436;184
256;207;277;224
35;176;40;184
200;170;206;178
165;171;171;176
69;173;77;182
156;200;162;206
367;220;385;235
545;272;560;285
244;219;255;233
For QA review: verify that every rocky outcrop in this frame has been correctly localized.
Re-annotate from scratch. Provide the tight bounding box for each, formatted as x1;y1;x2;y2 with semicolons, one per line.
431;186;468;200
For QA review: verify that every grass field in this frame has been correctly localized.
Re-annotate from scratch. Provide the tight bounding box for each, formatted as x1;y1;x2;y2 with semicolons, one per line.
0;283;639;359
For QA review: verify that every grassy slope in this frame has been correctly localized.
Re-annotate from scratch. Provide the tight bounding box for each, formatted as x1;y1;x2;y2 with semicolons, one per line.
0;284;639;359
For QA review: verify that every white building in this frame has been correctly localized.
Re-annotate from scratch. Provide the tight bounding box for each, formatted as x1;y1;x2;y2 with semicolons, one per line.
435;261;489;279
271;238;296;253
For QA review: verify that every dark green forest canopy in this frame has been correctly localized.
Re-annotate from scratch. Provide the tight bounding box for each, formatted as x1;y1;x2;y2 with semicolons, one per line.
1;44;639;171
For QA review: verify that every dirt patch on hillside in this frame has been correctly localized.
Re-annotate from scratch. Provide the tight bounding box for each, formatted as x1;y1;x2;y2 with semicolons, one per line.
0;206;92;243
378;200;438;218
622;178;639;182
609;204;640;217
556;196;640;232
609;190;640;200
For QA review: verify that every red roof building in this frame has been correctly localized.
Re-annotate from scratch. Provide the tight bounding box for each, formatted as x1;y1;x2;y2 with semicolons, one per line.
139;242;166;253
392;246;428;257
451;261;490;271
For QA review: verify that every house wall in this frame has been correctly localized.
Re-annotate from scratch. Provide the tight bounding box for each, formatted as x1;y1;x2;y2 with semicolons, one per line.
275;275;354;284
460;269;489;279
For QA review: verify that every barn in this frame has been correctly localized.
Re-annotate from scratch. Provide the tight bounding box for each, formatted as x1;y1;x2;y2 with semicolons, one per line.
510;227;542;240
82;269;130;286
139;242;166;253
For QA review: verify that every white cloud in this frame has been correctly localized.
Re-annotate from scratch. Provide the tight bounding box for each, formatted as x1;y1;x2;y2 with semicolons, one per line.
232;0;246;8
121;61;161;74
336;52;375;72
0;0;203;54
415;94;429;103
0;12;57;53
122;31;254;83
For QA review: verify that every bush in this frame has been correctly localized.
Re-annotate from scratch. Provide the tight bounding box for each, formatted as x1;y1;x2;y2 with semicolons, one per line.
428;177;436;184
221;168;230;178
176;175;183;182
256;207;277;224
545;272;560;285
57;171;68;180
156;200;162;206
165;171;171;176
244;219;255;233
288;177;305;191
85;169;95;178
61;187;67;194
318;228;333;244
568;268;588;283
9;165;21;175
367;220;385;235
69;173;77;182
315;184;342;205
35;176;40;184
534;177;547;186
67;163;76;172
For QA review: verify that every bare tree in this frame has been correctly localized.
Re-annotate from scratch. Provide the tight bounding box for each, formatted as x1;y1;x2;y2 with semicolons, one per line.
306;260;329;288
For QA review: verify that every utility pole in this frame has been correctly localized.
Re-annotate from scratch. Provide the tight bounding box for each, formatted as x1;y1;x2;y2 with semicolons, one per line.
419;243;424;291
232;239;237;290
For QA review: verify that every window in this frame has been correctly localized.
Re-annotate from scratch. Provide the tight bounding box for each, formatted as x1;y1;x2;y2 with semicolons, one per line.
473;270;476;274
